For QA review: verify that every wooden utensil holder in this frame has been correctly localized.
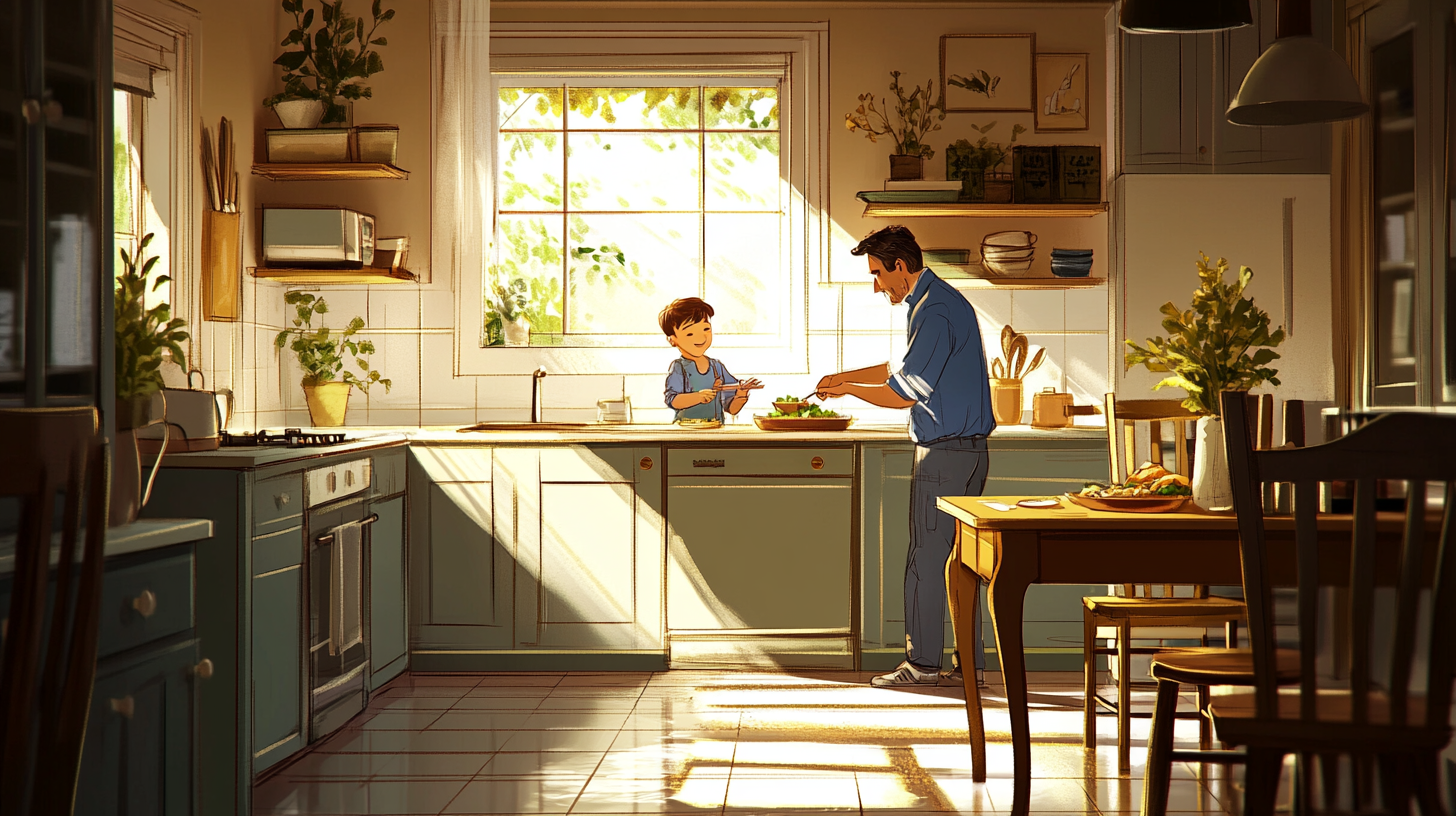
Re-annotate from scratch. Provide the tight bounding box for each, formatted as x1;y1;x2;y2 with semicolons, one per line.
201;210;240;321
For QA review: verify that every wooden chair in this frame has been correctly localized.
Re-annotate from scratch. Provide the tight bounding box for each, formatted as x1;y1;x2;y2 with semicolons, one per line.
1082;395;1247;773
0;408;110;816
1141;395;1308;816
1209;392;1456;816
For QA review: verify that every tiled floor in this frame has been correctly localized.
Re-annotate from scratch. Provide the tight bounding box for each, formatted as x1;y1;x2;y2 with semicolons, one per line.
252;671;1257;815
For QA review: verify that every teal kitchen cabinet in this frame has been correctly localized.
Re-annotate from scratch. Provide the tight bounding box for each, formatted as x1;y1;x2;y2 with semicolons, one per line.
861;434;1109;671
409;444;666;670
75;637;198;816
251;552;303;772
369;495;407;689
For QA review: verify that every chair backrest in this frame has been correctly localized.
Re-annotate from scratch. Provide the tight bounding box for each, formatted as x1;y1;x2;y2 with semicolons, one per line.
1221;391;1456;730
0;408;109;816
1103;394;1198;486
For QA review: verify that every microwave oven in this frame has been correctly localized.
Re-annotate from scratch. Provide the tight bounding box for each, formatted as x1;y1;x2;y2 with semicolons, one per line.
262;207;375;268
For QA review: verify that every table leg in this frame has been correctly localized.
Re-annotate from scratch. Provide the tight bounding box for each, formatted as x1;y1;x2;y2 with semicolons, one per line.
988;531;1037;816
948;528;986;782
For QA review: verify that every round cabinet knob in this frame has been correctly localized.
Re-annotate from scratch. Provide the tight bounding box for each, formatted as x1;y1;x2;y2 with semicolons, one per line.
20;99;40;125
276;492;291;507
192;658;215;679
131;589;158;618
639;457;653;471
810;456;825;470
110;696;135;719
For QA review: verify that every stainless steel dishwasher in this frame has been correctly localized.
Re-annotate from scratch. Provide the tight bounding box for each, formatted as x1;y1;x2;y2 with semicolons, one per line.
665;446;854;669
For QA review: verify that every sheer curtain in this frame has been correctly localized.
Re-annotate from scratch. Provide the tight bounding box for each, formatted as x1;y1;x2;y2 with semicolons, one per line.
432;0;490;306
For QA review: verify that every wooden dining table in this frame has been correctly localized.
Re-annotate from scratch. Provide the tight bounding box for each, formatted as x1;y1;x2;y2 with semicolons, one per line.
936;494;1442;816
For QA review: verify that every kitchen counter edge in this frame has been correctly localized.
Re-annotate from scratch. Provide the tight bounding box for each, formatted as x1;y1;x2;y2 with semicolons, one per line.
0;518;215;575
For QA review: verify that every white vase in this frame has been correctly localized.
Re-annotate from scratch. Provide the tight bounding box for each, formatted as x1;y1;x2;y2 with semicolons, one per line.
502;316;531;346
1192;415;1233;511
273;98;326;129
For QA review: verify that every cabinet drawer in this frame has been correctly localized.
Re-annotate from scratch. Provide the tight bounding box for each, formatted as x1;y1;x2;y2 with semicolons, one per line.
308;458;373;506
253;526;304;575
667;447;852;476
373;448;407;496
98;552;193;659
540;446;646;483
254;472;304;536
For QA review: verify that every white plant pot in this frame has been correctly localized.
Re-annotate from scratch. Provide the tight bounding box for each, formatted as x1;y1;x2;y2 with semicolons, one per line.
1192;415;1233;512
273;98;326;129
502;316;531;347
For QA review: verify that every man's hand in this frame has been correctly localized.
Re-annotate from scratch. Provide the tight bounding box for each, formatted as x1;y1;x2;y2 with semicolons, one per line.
816;373;845;398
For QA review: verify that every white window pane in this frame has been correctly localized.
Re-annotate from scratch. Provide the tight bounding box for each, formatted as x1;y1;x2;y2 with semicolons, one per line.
568;133;699;211
705;133;780;212
567;87;699;130
499;87;563;130
490;215;565;345
705;213;781;336
499;133;564;212
705;87;779;130
567;214;699;335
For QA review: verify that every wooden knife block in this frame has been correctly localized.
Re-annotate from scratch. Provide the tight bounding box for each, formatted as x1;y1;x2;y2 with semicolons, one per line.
201;210;240;321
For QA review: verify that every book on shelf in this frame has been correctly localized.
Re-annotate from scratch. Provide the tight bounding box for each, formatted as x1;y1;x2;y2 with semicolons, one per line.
883;179;963;191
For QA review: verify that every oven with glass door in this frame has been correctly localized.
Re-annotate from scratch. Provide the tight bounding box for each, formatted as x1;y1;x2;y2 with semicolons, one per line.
305;457;376;740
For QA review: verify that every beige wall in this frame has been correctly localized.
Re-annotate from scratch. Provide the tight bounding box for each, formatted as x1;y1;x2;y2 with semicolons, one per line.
190;0;1116;429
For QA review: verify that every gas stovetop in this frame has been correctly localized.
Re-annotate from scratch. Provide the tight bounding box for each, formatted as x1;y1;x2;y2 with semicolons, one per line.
219;428;350;448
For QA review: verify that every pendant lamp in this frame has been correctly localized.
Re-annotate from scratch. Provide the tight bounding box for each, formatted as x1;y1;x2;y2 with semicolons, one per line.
1120;0;1252;33
1226;0;1368;125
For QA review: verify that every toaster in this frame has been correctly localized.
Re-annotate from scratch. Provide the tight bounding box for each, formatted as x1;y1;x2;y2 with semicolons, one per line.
262;206;375;268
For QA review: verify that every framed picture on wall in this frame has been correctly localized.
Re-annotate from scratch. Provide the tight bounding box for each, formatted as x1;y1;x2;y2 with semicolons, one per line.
940;34;1035;113
1035;52;1090;131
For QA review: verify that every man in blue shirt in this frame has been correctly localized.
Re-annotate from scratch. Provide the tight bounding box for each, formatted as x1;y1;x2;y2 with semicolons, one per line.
817;226;995;687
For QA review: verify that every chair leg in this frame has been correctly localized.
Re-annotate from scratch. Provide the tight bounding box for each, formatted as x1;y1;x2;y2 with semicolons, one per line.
1083;607;1097;749
1117;619;1132;774
1379;753;1413;816
1355;753;1377;811
1243;748;1286;816
1318;753;1342;812
1196;684;1211;751
1412;751;1445;816
1226;619;1238;649
1141;678;1181;816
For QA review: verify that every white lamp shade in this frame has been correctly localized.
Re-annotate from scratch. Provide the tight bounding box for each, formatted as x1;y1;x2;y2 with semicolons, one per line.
1227;36;1369;126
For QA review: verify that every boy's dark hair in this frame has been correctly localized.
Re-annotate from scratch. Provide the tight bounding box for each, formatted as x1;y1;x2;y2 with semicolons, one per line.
851;225;923;274
658;297;715;335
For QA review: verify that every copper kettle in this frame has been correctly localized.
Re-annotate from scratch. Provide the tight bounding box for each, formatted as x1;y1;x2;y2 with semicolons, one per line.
1031;387;1099;429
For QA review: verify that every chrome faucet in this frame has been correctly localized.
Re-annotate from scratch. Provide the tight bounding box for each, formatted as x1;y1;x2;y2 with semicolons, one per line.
530;366;547;423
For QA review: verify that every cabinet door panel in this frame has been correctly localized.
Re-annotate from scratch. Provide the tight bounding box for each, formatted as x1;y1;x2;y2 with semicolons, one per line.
540;482;635;626
252;568;302;770
428;482;499;626
77;638;198;816
370;496;406;680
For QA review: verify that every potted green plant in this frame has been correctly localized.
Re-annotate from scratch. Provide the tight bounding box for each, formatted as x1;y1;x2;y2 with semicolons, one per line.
845;71;945;181
945;121;1025;202
114;232;188;525
274;292;391;426
1124;253;1286;510
263;0;395;128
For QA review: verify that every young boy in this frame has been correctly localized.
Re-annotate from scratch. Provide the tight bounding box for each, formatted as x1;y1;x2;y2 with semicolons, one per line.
660;297;761;422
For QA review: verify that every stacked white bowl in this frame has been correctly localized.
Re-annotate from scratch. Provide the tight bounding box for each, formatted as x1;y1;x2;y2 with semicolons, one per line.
980;230;1037;277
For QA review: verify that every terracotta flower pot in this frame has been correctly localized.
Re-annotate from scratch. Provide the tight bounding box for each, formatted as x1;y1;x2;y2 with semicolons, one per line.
889;154;924;181
303;381;352;427
989;378;1024;426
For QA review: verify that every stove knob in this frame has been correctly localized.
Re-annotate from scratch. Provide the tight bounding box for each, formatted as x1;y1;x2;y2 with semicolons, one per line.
345;470;355;487
327;472;337;492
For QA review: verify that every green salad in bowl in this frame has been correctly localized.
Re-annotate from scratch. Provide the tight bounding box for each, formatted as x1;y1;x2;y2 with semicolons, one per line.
767;394;840;419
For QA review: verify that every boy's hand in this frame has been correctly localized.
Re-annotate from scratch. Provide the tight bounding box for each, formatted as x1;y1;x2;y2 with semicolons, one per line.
694;389;717;405
730;378;763;398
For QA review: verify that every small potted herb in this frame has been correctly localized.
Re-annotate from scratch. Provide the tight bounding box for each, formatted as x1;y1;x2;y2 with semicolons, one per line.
275;292;390;426
845;71;945;181
1124;253;1285;510
113;233;188;525
946;121;1025;202
263;0;395;127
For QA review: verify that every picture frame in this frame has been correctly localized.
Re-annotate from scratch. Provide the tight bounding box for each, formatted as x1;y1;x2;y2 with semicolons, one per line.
940;34;1035;113
1034;52;1090;132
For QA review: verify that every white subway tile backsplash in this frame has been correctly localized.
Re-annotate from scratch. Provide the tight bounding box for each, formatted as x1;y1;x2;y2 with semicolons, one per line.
1065;333;1112;411
296;288;370;331
621;374;666;416
368;289;421;333
808;332;840;381
364;332;421;411
840;285;897;333
419;333;475;409
420;289;457;330
419;408;476;427
1010;290;1066;333
840;331;892;372
541;374;623;410
368;408;422;427
1065;286;1110;332
808;283;842;333
961;289;1012;333
478;375;532;410
1018;333;1068;411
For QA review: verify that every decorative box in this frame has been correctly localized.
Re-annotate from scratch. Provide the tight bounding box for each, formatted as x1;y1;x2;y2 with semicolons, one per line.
1012;145;1056;204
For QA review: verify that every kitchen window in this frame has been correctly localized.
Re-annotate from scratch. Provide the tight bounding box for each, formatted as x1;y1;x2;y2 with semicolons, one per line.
491;81;784;349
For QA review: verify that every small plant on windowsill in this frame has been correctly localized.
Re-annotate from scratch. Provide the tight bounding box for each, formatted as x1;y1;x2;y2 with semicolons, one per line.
275;291;390;427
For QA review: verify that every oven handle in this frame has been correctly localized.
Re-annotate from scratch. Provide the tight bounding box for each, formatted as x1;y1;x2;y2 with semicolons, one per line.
315;513;378;544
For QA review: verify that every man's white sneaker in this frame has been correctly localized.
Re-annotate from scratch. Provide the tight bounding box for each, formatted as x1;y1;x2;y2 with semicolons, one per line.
871;661;940;687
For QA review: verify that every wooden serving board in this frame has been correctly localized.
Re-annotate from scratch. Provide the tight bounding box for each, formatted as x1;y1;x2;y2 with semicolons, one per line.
1064;493;1189;513
753;416;854;431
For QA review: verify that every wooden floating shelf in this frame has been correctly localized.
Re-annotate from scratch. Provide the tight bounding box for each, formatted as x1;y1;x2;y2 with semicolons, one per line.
250;266;417;284
943;275;1105;289
251;162;409;181
860;201;1108;218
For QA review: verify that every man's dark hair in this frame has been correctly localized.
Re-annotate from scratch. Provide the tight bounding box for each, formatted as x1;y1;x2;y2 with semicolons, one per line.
658;297;715;335
851;225;923;275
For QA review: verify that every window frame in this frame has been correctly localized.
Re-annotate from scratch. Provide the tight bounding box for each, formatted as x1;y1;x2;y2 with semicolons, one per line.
457;23;826;377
